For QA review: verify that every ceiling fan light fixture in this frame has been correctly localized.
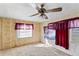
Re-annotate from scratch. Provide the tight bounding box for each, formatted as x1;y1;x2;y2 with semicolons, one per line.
30;4;62;19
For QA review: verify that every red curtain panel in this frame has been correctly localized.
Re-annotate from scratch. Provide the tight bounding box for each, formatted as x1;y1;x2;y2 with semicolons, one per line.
55;21;69;49
48;20;69;49
48;17;79;49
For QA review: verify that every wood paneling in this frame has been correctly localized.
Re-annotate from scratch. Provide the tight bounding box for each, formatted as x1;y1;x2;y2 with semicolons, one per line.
2;18;16;49
0;19;2;49
0;17;41;50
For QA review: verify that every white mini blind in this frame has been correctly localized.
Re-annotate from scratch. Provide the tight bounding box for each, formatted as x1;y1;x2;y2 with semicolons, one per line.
15;23;33;39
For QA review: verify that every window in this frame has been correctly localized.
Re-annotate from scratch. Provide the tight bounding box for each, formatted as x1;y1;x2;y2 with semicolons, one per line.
15;23;33;39
44;26;56;40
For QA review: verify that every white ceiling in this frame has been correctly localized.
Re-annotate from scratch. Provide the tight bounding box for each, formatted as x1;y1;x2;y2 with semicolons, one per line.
0;3;79;22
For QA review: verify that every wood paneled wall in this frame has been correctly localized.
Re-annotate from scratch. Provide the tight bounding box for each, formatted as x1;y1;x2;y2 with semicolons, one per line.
0;17;41;50
0;19;2;49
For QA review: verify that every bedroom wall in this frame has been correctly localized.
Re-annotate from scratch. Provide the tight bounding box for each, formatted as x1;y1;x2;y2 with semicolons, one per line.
0;17;41;50
0;19;2;49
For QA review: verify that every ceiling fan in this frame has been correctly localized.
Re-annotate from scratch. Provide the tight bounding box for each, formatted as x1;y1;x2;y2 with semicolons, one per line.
30;4;62;19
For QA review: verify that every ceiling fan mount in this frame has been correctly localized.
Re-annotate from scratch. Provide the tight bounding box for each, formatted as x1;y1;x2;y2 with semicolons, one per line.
30;4;62;19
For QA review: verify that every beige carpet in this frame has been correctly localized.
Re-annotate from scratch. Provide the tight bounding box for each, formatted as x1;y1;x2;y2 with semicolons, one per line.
0;44;71;56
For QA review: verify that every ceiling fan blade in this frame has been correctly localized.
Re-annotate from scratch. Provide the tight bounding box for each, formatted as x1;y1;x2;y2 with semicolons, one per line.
30;3;36;9
46;7;62;13
30;13;39;17
30;3;40;11
36;4;40;11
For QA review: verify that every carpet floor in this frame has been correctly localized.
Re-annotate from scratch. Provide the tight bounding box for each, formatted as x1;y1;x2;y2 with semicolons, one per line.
0;44;71;56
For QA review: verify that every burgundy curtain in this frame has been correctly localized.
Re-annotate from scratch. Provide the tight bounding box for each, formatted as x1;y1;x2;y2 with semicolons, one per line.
55;21;69;49
48;20;69;49
15;23;34;30
68;19;79;28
